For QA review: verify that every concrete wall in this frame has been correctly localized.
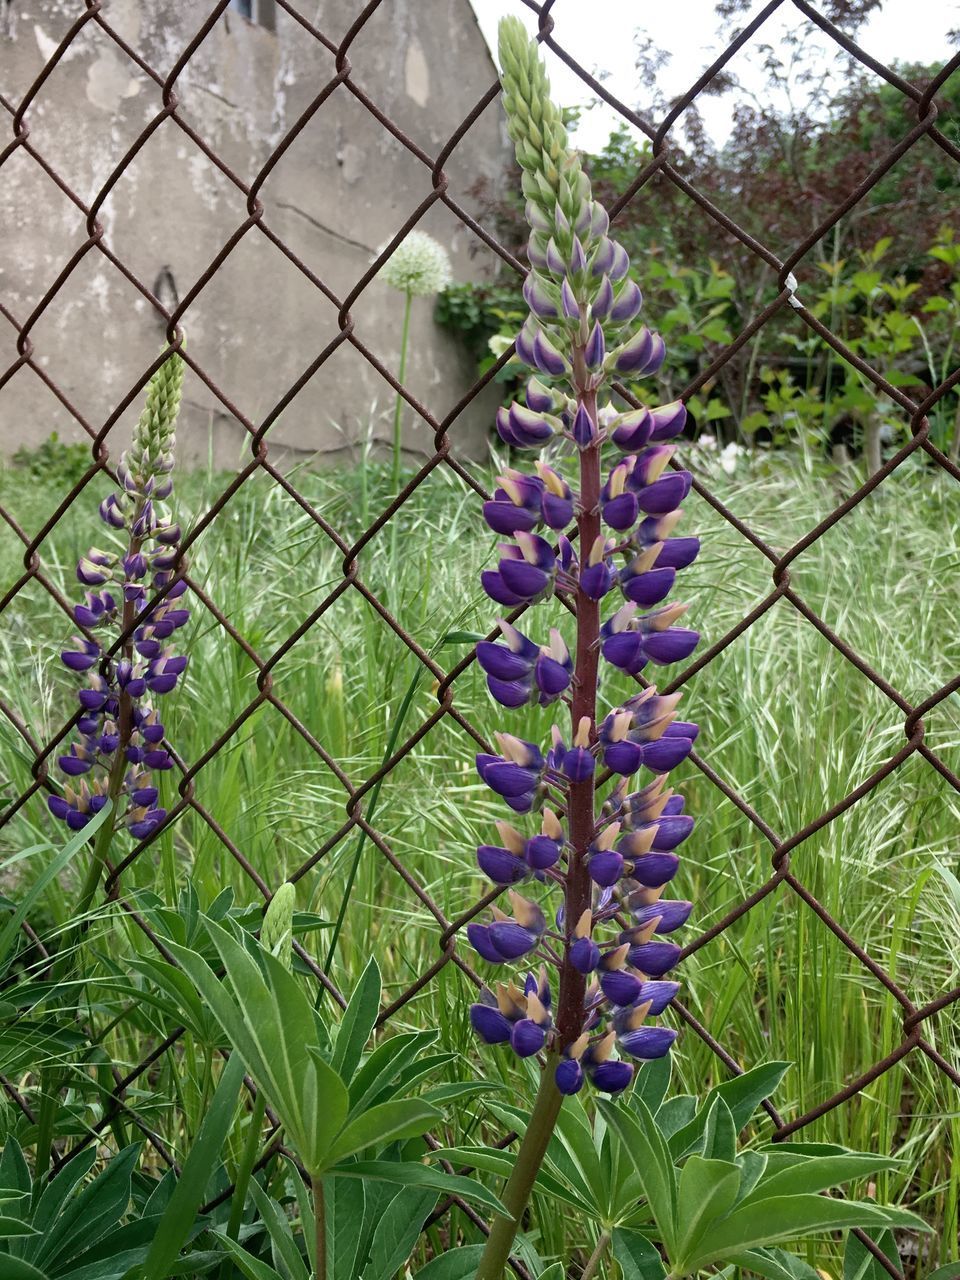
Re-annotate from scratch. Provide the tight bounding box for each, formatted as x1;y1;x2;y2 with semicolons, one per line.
0;0;509;468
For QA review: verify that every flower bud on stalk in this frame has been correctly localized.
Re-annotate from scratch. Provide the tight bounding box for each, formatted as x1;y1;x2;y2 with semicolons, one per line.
472;23;704;1278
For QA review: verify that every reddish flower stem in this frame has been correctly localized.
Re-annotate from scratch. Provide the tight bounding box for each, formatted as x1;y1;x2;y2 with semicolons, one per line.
477;372;600;1279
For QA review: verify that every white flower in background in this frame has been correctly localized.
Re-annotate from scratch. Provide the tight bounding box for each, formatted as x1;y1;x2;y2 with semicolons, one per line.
720;441;745;475
488;334;516;360
379;230;452;296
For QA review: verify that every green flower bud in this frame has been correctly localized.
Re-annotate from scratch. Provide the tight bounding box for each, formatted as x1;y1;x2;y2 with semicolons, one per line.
262;881;296;969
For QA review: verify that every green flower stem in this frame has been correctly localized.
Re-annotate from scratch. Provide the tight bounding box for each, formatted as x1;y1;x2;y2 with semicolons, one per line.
389;287;414;581
477;378;601;1279
475;1054;564;1280
580;1229;612;1280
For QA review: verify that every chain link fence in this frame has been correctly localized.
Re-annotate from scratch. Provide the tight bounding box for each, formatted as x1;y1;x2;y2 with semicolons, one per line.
1;2;959;1276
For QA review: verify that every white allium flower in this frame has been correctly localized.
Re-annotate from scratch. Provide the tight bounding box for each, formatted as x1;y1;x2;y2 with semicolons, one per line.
720;442;745;475
378;231;453;296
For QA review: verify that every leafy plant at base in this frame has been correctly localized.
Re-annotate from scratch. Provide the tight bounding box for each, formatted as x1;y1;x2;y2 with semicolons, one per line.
428;1057;929;1278
170;915;504;1279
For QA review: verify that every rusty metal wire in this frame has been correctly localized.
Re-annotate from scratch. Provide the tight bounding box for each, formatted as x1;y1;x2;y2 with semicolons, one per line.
1;1;958;1275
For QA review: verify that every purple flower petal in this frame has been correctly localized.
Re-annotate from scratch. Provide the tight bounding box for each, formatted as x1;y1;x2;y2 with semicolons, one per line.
569;936;601;973
477;845;528;884
589;1060;634;1092
511;1018;547;1057
588;848;624;887
600;969;644;1006
555;1058;584;1094
489;921;539;960
633;900;693;933
626;940;682;976
470;1003;512;1044
642;629;699;666
630;852;680;887
618;1026;677;1060
467;923;504;964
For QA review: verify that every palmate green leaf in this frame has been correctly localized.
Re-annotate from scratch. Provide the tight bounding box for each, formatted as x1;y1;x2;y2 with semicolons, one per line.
326;1173;365;1280
668;1063;790;1158
426;1147;593;1215
169;924;350;1179
248;1178;309;1280
844;1230;901;1280
348;1030;439;1114
677;1196;930;1273
32;1143;141;1272
0;1260;50;1280
140;1052;245;1280
212;1234;284;1280
359;1186;438;1280
675;1156;741;1256
0;1217;38;1237
331;956;381;1081
700;1098;737;1164
597;1099;678;1255
727;1246;823;1280
742;1154;901;1203
612;1228;667;1280
325;1100;441;1165
333;1161;510;1216
413;1245;485;1278
552;1100;604;1203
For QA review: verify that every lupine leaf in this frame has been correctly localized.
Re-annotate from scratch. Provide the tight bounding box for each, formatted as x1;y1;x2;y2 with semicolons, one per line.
332;957;381;1081
612;1228;667;1280
34;1143;141;1270
536;1266;565;1280
678;1197;930;1273
655;1095;696;1140
325;1173;364;1280
552;1101;604;1202
742;1154;900;1203
675;1156;741;1256
325;1100;440;1165
843;1228;900;1280
0;1217;38;1236
427;1147;593;1214
700;1098;738;1163
734;1151;769;1204
668;1063;789;1158
413;1245;485;1278
359;1186;438;1280
212;1235;284;1280
332;1162;510;1215
597;1099;678;1254
632;1054;671;1116
348;1030;439;1114
726;1247;824;1280
248;1178;309;1280
141;1052;244;1280
0;1260;50;1280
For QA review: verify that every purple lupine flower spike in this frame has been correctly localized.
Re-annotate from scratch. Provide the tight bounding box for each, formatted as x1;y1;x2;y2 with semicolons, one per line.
48;352;188;843
467;17;702;1127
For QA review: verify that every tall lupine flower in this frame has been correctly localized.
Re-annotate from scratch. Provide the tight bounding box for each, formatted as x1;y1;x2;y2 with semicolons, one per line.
49;352;188;847
474;23;701;1277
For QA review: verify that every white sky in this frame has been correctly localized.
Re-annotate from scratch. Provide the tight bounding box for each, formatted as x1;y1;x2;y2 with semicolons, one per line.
469;0;960;148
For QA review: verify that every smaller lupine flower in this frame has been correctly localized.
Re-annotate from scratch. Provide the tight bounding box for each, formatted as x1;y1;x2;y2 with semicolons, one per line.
568;909;601;973
476;809;564;884
598;689;698;775
468;891;547;962
601;601;700;676
476;621;572;709
609;327;666;379
482;532;560;606
476;734;546;813
534;461;574;528
612;1001;678;1060
470;971;552;1057
558;717;595;784
482;470;544;535
581;1029;634;1092
631;511;700;571
579;536;617;600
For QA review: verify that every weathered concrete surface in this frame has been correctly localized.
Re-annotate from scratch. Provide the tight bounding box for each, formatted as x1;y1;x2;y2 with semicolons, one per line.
0;0;510;468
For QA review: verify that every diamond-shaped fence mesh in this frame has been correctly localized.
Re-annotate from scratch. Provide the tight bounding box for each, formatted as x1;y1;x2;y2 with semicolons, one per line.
1;1;959;1275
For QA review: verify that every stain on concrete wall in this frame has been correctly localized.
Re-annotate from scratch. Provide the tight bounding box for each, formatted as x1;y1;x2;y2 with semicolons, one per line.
0;0;509;469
